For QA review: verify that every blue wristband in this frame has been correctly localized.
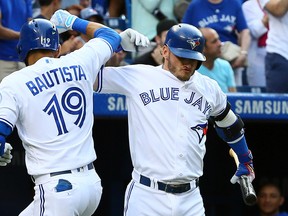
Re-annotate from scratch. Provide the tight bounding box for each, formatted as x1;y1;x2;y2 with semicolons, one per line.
0;135;5;156
229;136;248;153
229;136;251;163
72;18;89;35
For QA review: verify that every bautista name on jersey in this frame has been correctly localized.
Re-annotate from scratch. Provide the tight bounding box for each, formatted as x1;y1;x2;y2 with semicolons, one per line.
26;64;87;96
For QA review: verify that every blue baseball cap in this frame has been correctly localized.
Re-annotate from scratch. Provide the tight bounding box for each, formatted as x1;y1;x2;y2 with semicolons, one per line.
80;8;103;22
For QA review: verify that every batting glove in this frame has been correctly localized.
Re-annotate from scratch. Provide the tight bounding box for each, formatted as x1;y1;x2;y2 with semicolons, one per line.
0;143;13;166
50;9;77;34
119;28;150;52
230;150;255;184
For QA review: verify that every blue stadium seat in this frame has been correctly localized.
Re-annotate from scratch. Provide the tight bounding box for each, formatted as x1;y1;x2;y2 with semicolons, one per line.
125;0;131;28
236;86;266;93
104;16;127;31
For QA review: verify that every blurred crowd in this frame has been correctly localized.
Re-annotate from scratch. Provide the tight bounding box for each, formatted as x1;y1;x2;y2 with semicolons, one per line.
0;0;287;94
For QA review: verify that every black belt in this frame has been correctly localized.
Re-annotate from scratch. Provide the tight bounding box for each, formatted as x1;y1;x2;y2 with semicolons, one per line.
139;174;199;194
50;162;94;177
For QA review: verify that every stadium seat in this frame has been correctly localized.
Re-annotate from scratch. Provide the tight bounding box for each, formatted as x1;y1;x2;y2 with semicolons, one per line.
236;86;266;93
104;16;127;31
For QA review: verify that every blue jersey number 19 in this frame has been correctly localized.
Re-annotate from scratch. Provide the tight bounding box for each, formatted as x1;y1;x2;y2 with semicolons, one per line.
43;87;86;135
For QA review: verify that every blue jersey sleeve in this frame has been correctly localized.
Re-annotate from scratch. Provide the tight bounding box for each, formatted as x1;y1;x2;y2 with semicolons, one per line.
0;121;13;136
93;27;121;53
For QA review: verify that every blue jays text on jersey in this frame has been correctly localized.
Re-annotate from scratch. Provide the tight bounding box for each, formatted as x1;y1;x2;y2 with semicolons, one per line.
26;64;87;96
139;87;212;117
198;14;236;28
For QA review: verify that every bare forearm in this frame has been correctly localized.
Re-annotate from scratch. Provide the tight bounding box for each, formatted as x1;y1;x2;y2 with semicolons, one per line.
86;22;107;39
239;29;251;53
265;0;288;17
0;25;19;40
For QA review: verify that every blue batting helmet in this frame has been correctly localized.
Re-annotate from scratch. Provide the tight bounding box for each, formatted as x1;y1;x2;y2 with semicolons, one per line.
17;19;60;62
164;23;206;62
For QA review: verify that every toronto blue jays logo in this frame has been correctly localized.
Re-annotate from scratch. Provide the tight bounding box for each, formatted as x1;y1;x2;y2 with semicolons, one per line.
191;123;208;144
187;38;201;50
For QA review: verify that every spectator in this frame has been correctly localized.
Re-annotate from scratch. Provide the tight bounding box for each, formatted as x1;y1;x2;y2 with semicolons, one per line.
61;0;79;9
173;0;190;22
91;0;108;18
0;0;32;82
131;0;177;41
256;181;288;216
80;7;104;23
65;3;84;17
32;0;41;17
80;0;91;8
108;0;126;17
242;0;268;88
259;0;288;93
198;27;237;93
34;0;62;19
132;19;178;66
182;0;251;86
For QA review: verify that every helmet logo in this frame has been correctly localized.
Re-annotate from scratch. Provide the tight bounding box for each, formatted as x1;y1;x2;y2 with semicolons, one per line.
187;38;201;50
40;37;51;47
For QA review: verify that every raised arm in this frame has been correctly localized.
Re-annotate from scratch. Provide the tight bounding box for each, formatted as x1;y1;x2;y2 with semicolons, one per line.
50;9;121;52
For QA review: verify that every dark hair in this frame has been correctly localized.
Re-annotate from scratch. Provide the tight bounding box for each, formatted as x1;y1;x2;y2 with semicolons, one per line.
258;181;283;196
38;0;54;7
156;19;178;36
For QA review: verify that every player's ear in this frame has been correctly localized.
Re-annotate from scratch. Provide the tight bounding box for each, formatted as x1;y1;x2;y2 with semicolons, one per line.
279;196;285;206
162;45;169;58
55;44;61;58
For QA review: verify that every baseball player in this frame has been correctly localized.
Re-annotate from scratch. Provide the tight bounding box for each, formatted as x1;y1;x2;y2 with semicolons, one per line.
0;9;148;216
95;24;255;215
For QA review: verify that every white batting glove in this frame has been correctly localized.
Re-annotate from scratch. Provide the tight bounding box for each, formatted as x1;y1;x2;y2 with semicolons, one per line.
50;9;77;34
0;143;13;166
119;29;150;52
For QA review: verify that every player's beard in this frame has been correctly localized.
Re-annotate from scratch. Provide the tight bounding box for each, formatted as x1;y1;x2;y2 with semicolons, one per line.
166;53;194;81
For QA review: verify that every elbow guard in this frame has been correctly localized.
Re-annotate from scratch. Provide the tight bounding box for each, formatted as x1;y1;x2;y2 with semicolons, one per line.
214;114;245;143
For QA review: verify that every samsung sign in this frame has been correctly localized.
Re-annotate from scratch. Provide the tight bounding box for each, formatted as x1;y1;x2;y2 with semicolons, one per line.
228;93;288;120
93;93;288;120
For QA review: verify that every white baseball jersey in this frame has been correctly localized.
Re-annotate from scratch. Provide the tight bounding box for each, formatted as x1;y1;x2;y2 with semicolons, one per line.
0;38;113;176
96;65;227;182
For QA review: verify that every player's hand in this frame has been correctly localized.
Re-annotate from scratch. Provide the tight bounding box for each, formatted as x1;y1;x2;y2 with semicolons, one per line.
0;143;13;166
230;150;255;184
50;9;77;34
231;53;247;68
119;28;150;52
